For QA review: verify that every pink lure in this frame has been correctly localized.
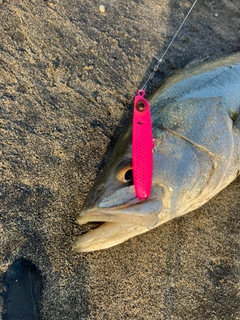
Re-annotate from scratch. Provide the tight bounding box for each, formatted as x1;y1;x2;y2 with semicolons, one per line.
132;90;153;200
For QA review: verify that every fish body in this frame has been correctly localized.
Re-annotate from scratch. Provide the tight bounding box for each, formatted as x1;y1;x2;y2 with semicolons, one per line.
74;53;240;252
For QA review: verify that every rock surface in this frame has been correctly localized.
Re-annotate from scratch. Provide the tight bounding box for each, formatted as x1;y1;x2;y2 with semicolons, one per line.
0;0;239;319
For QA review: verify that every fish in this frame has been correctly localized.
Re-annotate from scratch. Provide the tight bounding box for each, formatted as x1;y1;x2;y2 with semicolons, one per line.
73;53;240;252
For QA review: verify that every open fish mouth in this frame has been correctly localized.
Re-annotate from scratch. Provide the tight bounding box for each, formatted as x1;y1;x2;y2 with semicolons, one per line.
74;197;162;252
77;197;159;227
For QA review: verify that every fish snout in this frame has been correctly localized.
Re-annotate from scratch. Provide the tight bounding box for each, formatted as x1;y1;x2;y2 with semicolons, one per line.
74;199;162;252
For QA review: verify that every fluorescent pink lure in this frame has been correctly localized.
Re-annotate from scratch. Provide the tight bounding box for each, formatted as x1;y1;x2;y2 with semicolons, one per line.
132;90;153;200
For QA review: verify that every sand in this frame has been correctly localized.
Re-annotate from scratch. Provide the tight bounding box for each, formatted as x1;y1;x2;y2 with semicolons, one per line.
0;0;239;319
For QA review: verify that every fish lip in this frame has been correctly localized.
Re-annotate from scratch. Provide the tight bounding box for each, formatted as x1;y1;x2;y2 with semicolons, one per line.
77;196;159;228
80;196;157;215
100;196;157;210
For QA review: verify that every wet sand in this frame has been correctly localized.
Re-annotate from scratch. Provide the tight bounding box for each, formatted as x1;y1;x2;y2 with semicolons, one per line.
0;0;240;319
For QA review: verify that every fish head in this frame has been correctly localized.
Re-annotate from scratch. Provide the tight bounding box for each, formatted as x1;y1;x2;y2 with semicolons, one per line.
74;120;162;252
74;53;240;252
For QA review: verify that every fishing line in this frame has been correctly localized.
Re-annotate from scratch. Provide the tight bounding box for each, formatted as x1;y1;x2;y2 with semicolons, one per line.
141;0;198;91
99;0;199;200
132;0;198;200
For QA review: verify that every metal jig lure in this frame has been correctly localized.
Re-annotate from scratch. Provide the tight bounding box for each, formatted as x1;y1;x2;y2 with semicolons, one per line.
132;0;198;200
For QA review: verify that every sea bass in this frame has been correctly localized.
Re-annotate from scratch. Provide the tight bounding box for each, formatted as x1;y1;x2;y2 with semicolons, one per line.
74;53;240;252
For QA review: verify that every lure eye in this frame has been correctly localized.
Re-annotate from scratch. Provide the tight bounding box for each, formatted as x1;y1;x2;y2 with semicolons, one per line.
116;160;133;184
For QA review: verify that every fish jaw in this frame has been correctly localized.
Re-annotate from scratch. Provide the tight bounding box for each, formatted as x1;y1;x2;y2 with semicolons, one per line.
77;198;162;228
75;195;162;252
73;222;150;253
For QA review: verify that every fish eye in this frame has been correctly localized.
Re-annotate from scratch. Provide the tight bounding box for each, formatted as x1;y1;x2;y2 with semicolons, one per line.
116;160;133;184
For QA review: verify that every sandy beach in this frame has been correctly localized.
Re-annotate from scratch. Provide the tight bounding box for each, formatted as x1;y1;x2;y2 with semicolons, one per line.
0;0;240;319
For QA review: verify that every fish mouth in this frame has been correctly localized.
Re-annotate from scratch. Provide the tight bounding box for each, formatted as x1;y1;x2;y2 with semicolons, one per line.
77;197;160;228
74;195;162;252
73;221;151;253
